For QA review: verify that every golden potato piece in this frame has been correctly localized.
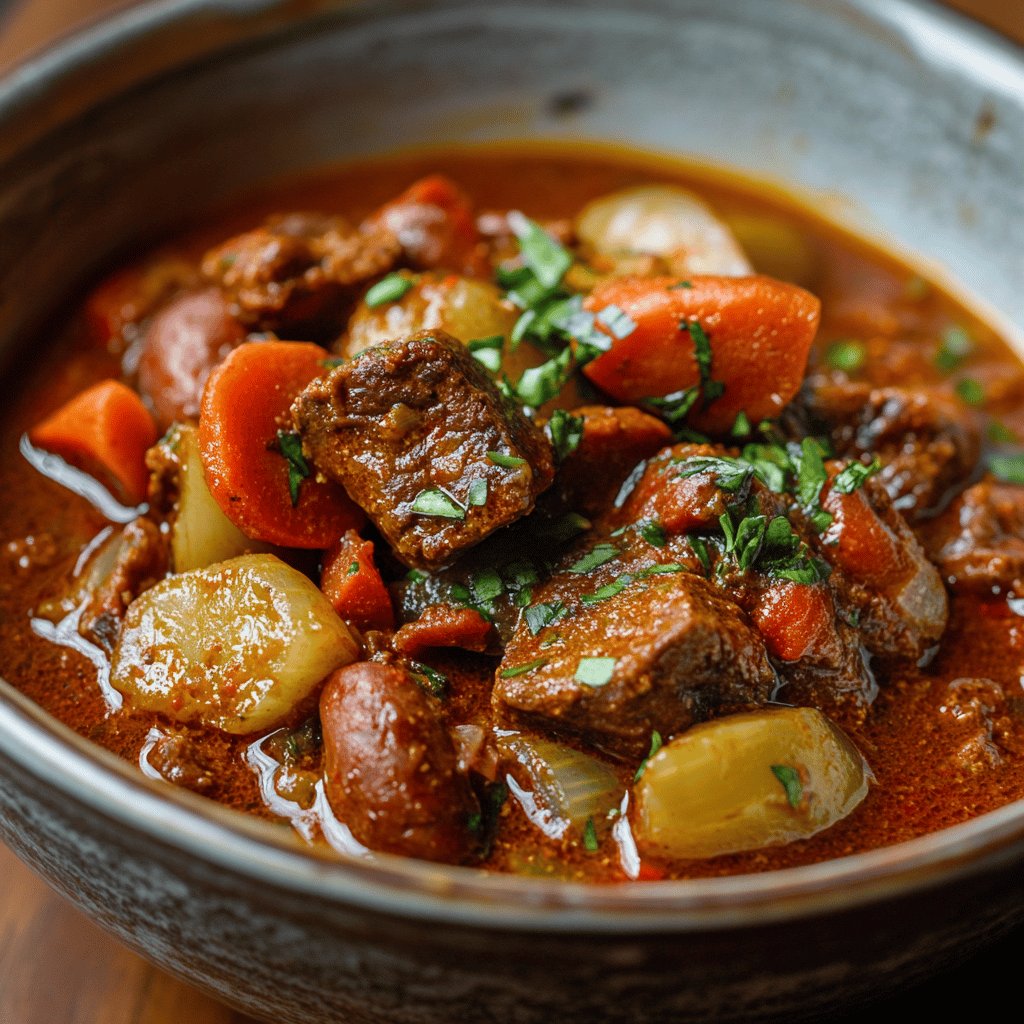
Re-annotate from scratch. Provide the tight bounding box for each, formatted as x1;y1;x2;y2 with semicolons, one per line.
633;707;870;860
111;554;358;733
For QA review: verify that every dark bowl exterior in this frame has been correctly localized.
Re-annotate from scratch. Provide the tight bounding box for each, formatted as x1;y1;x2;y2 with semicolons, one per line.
2;2;1024;1021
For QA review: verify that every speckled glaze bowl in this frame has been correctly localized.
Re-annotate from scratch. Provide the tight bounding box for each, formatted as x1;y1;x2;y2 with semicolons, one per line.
2;2;1024;1021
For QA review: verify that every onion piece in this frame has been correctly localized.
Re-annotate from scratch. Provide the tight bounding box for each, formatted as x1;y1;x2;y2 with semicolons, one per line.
498;733;623;840
111;553;358;733
633;707;870;860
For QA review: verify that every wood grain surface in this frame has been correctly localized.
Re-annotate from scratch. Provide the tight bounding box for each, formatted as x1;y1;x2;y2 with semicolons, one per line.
0;1;1020;1022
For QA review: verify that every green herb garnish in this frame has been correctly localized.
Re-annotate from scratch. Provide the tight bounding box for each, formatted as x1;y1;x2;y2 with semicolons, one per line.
581;574;633;605
546;409;584;462
347;561;360;576
411;662;449;699
506;211;573;289
988;421;1017;444
524;601;566;635
568;543;620;574
470;568;504;605
487;450;527;468
275;430;310;507
582;817;600;852
467;478;488;507
634;730;663;782
935;325;972;373
687;320;725;403
639;519;667;548
574;656;617;687
825;338;866;374
596;303;637;340
770;764;803;808
500;658;548;679
955;377;985;407
989;453;1024;485
365;272;414;308
731;410;752;437
832;458;881;494
467;335;504;373
410;487;466;519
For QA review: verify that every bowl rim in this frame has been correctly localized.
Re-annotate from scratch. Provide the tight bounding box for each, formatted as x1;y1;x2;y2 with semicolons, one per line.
3;0;1024;934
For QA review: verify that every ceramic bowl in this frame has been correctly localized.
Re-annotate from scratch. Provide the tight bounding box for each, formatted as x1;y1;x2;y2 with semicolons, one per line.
2;2;1024;1021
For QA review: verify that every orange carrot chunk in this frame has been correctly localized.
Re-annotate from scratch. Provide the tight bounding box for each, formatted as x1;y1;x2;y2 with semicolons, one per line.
392;604;494;658
321;531;394;632
581;275;821;434
753;580;836;663
29;379;157;505
198;341;363;548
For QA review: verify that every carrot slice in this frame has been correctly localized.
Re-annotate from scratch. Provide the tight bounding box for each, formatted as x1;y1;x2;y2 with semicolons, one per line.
321;531;394;632
198;341;363;548
582;275;820;434
392;605;494;658
29;380;157;505
753;581;835;663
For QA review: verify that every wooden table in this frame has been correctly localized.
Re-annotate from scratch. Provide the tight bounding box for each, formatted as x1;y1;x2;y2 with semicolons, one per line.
0;1;1021;1022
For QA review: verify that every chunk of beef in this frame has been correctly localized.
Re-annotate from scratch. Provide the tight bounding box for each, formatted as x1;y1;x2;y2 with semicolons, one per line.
320;662;481;862
493;567;776;758
367;175;485;275
143;728;216;793
804;379;980;520
202;212;399;335
292;330;555;569
554;406;672;518
78;517;168;652
813;474;948;661
919;480;1024;591
751;579;873;711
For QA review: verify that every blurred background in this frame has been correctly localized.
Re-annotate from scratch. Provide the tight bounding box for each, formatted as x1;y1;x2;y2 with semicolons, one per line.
0;1;1020;1023
0;0;1021;69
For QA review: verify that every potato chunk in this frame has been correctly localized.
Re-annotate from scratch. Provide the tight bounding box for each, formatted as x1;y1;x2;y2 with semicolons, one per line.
633;707;869;860
111;554;358;733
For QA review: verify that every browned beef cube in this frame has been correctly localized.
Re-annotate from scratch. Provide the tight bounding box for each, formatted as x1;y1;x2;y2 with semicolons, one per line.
805;379;980;520
292;331;555;569
919;480;1024;592
493;567;775;758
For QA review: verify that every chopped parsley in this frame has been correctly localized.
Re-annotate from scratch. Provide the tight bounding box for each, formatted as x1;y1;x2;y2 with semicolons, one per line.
832;458;881;494
643;387;700;429
524;601;566;635
988;421;1017;444
467;335;504;373
568;543;620;574
686;319;725;404
487;450;527;468
689;536;712;575
347;561;360;576
794;437;828;510
410;487;466;519
467;478;488;507
668;279;693;290
574;656;617;687
634;730;663;782
731;410;752;437
581;574;633;605
469;568;504;606
275;430;309;507
405;568;428;584
365;272;414;308
989;453;1024;485
639;519;667;548
546;409;584;462
500;658;548;679
825;339;866;374
582;816;600;852
770;764;803;808
935;325;973;373
506;211;573;289
955;377;986;407
410;662;449;699
677;455;753;493
596;303;638;340
514;347;573;408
